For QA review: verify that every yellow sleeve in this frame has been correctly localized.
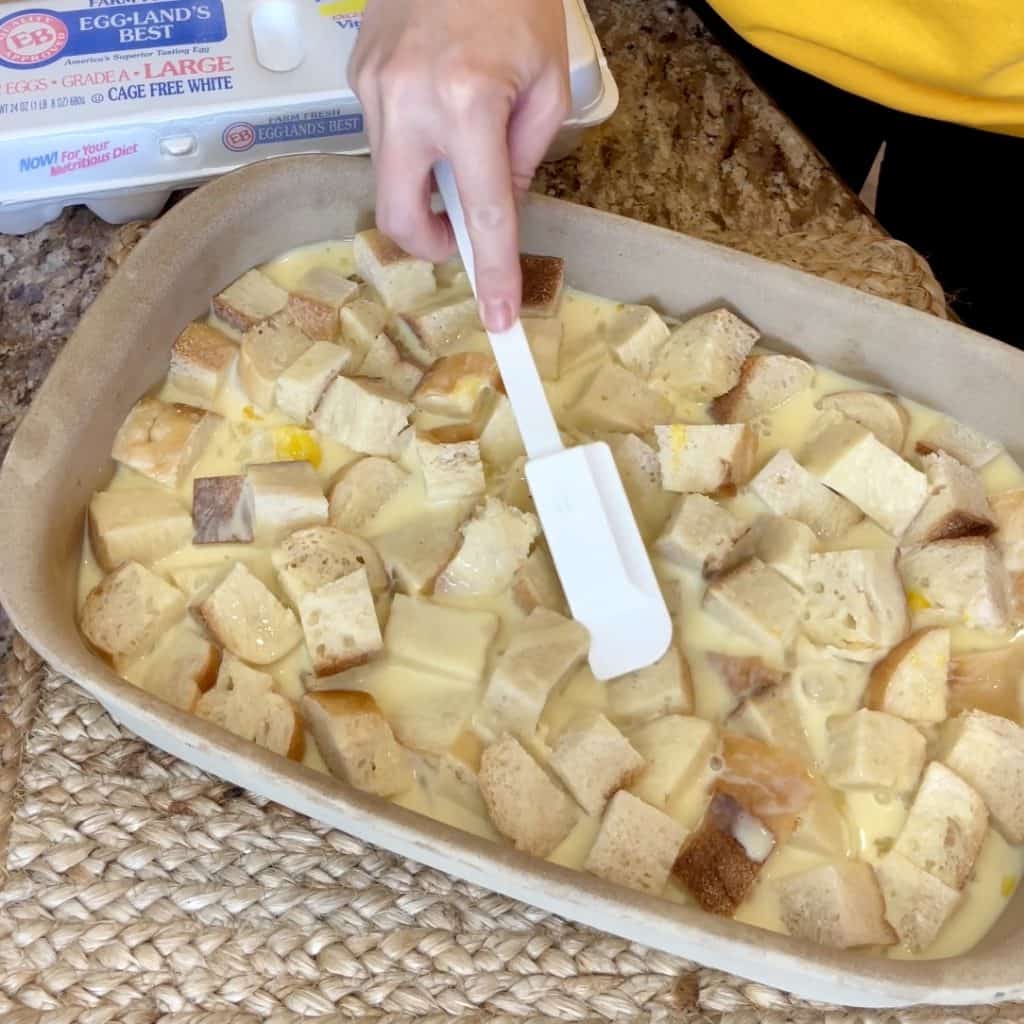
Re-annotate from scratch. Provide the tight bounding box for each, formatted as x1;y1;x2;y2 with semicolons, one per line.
706;0;1024;136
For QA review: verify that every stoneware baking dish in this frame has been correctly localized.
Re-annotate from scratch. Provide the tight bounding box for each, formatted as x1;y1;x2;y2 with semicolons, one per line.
2;154;1023;1008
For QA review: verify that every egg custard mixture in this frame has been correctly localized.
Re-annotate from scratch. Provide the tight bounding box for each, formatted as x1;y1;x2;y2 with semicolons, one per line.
77;231;1024;960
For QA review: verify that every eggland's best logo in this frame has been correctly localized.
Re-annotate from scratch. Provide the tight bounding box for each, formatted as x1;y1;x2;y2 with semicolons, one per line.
222;122;256;152
0;11;69;66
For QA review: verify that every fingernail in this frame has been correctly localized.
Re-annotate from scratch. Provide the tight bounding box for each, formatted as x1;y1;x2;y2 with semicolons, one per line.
482;300;514;332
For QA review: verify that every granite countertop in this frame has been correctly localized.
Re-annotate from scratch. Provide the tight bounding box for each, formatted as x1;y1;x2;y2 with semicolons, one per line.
0;0;873;656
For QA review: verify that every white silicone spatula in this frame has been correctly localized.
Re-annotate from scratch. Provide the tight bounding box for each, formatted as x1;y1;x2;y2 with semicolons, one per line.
434;161;672;680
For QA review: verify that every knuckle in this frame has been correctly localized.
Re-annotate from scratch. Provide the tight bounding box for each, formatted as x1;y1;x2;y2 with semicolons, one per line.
437;60;502;118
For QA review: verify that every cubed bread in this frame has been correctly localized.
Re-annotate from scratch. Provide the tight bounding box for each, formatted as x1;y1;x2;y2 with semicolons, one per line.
628;714;716;808
329;456;408;531
475;608;589;742
312;375;413;456
353;228;436;311
169;322;237;402
357;331;424;397
652;308;759;399
585;790;687;894
375;512;463;594
706;653;784;703
298;568;383;676
655;423;758;494
948;646;1022;720
940;709;1024;842
816;390;910;453
865;629;950;725
573;363;674;433
990;489;1024;570
748;449;862;540
478;734;579;856
607;304;670;377
275;342;354;424
803;549;908;659
893;761;988;890
238;315;314;411
606;646;694;728
395;295;481;364
384;594;498;683
197;562;302;665
711;354;814;423
246;460;328;541
703;558;804;663
196;655;303;759
122;622;220;712
192;475;254;545
81;562;186;661
88;488;193;570
549;711;645;815
824;709;926;793
519;254;565;318
601;431;673;541
302;690;413;796
212;269;288;331
478;394;526;468
727;679;813;766
802;420;928;536
413;352;500;418
112;398;220;487
524;317;563;379
435;497;539;597
655;494;745;573
271;525;388;605
416;435;486;503
511;545;567;615
874;852;962;953
916;417;1002;470
287;266;360;340
340;297;389;352
787;785;849;857
778;861;895;949
899;537;1011;631
732;519;818;594
903;451;994;545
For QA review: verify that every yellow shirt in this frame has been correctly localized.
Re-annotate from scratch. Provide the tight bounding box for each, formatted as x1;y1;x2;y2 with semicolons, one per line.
707;0;1024;136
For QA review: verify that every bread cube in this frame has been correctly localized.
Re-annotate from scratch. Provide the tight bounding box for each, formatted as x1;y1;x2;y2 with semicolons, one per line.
88;488;193;571
549;711;645;815
478;394;526;468
475;608;589;742
655;423;758;495
874;852;961;953
191;474;254;545
607;304;670;377
416;435;486;503
585;790;686;894
385;594;498;683
803;549;908;658
706;652;784;703
312;375;413;456
479;734;578;856
712;354;814;424
358;331;424;397
652;308;759;399
413;352;500;419
435;497;538;597
655;493;744;573
749;449;862;540
112;398;220;488
899;537;1011;631
122;622;220;712
519;254;564;317
787;785;848;857
375;513;463;594
948;646;1022;720
246;460;328;541
272;525;387;605
302;690;413;796
824;709;926;793
628;714;715;808
573;363;674;433
298;568;383;677
169;322;237;403
197;562;302;665
511;545;567;615
904;451;994;545
340;297;389;352
720;516;817;591
238;315;314;411
941;709;1024;842
607;646;694;728
212;269;288;332
353;229;436;312
865;628;949;725
990;489;1024;571
196;655;303;759
779;862;895;949
287;266;360;340
395;295;481;364
916;417;1002;470
703;558;804;662
816;390;910;453
81;562;186;661
275;342;353;424
728;679;812;765
893;761;988;890
525;317;563;379
601;431;673;541
328;456;407;531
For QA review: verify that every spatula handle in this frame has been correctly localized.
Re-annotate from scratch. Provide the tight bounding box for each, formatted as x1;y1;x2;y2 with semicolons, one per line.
434;161;563;459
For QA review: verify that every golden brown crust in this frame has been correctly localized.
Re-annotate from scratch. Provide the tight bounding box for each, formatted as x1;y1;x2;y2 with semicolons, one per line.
710;358;756;424
706;653;784;700
918;511;995;544
286;703;306;761
287;293;339;341
520;254;565;316
172;322;236;372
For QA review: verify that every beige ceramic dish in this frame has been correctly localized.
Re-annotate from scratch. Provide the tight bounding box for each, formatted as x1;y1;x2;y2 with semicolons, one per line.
2;155;1024;1007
